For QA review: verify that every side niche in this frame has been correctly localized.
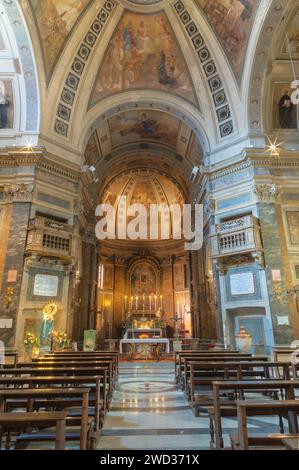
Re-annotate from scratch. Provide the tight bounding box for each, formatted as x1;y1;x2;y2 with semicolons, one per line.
0;80;14;129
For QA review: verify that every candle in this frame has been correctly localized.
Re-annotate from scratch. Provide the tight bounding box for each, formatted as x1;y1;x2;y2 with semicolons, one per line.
177;301;180;315
131;296;133;310
143;293;145;311
160;295;163;310
125;296;127;311
149;295;152;311
135;296;139;310
154;295;157;311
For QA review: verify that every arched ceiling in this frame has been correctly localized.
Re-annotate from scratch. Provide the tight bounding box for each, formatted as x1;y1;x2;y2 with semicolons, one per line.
27;0;260;86
84;109;203;165
16;0;291;162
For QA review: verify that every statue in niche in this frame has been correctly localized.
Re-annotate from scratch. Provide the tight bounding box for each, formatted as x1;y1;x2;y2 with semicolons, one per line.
0;80;13;129
278;89;295;129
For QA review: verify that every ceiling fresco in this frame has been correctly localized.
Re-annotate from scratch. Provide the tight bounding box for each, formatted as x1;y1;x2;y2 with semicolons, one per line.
108;110;180;149
280;9;299;58
102;174;185;207
90;10;197;107
196;0;260;82
28;0;92;79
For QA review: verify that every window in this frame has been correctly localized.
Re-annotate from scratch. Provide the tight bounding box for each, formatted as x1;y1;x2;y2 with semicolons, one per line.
98;264;104;289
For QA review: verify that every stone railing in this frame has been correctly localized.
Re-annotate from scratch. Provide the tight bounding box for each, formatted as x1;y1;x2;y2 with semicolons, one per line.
211;215;263;258
26;216;73;259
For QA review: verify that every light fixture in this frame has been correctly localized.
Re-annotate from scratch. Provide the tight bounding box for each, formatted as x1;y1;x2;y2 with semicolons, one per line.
42;302;58;322
265;135;285;157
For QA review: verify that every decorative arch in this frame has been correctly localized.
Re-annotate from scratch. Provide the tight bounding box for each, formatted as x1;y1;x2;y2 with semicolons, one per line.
248;0;289;141
77;91;212;159
0;0;40;142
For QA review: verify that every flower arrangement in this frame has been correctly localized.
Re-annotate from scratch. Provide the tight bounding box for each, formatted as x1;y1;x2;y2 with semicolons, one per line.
24;331;39;349
52;331;69;349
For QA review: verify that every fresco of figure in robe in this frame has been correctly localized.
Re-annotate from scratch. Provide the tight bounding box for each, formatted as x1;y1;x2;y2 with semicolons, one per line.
0;80;13;129
273;84;298;129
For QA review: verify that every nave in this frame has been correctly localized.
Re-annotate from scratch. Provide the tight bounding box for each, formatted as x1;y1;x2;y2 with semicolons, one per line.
98;360;299;451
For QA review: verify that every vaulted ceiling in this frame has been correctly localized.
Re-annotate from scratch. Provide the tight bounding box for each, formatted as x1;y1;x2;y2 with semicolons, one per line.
28;0;259;86
18;0;279;166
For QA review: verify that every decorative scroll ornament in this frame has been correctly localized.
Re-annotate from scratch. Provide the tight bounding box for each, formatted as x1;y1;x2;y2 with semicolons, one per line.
254;183;281;203
273;284;286;304
3;183;34;202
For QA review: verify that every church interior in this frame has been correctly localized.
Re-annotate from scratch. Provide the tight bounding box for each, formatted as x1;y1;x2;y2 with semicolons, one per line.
0;0;299;453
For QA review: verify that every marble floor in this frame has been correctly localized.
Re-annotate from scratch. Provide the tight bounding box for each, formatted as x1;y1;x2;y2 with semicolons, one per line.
97;362;287;451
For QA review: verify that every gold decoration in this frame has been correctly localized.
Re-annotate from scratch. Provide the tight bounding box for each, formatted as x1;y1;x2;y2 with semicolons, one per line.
5;287;14;309
273;285;285;303
42;302;58;322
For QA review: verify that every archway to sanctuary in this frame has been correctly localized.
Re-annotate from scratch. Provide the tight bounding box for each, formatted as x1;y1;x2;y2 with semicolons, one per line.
72;106;208;347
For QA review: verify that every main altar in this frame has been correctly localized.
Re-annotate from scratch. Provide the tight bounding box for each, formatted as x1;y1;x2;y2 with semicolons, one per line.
120;308;170;361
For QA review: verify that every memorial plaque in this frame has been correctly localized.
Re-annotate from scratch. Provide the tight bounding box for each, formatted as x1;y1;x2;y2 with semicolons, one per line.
230;272;255;296
33;274;59;297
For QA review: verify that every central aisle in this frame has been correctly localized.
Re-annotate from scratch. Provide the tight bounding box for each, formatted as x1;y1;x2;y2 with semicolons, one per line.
97;362;210;450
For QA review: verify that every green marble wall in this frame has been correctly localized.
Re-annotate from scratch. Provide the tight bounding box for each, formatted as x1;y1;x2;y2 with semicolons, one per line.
258;202;293;344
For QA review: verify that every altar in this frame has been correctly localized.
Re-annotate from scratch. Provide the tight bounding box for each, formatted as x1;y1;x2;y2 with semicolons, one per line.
119;338;170;360
120;310;169;360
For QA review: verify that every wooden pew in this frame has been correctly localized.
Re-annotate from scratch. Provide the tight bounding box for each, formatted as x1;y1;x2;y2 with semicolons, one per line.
0;375;104;431
232;400;299;450
0;411;67;450
6;364;113;402
210;379;299;449
180;355;269;391
0;388;90;450
176;353;255;385
45;351;119;368
175;350;244;381
188;362;291;415
21;360;116;391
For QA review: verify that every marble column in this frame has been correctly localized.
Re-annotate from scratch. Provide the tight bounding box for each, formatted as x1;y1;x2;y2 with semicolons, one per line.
255;184;294;344
0;184;33;348
75;225;98;341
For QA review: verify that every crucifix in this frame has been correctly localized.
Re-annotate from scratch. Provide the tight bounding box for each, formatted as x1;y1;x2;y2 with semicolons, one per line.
172;312;183;341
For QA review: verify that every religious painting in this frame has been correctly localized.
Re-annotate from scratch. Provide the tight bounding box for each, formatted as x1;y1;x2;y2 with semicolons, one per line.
108;110;180;148
130;263;157;297
130;179;157;208
0;80;14;129
273;83;298;129
29;0;91;79
90;11;197;106
196;0;260;82
281;10;299;57
286;211;299;245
